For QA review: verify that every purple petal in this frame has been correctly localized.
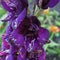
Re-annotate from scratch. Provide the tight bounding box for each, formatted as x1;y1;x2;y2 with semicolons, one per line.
14;8;27;26
11;29;25;47
6;55;13;60
35;0;60;9
38;27;50;45
6;24;13;34
48;0;60;7
1;0;13;12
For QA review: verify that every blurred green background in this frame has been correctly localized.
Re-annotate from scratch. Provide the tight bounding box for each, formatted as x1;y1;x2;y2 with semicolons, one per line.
0;1;60;60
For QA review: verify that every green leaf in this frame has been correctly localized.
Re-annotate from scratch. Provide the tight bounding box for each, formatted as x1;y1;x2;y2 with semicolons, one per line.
0;6;7;18
55;21;60;26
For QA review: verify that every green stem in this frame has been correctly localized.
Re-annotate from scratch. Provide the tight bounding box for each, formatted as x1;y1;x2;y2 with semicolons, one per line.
50;33;54;40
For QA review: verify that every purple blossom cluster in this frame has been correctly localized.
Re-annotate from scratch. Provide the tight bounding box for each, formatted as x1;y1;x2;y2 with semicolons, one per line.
0;0;59;60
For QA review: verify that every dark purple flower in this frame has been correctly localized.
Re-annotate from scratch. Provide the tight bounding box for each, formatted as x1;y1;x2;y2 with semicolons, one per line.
11;15;49;46
13;16;41;36
1;0;51;59
12;16;49;45
5;16;49;60
35;0;60;9
1;15;50;60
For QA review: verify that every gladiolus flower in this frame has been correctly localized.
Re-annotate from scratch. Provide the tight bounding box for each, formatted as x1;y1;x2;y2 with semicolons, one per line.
4;16;50;60
1;0;58;60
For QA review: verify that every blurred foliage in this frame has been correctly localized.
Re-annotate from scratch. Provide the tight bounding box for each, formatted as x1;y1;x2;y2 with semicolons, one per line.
0;5;6;18
0;5;7;47
0;2;60;58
